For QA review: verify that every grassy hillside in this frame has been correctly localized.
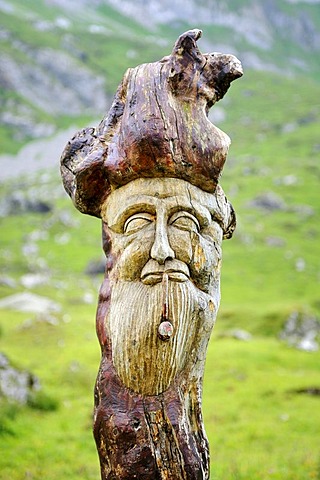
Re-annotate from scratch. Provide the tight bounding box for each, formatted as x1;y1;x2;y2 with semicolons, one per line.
1;0;320;153
220;70;320;318
1;0;320;478
1;66;319;479
0;0;169;153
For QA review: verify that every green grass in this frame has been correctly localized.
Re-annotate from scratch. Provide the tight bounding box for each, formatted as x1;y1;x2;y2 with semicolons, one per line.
1;298;319;479
1;116;319;477
1;2;320;476
2;0;320;153
0;8;61;51
204;338;320;480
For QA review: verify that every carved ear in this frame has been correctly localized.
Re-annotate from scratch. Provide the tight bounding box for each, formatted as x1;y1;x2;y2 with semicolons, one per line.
213;185;237;239
223;201;236;240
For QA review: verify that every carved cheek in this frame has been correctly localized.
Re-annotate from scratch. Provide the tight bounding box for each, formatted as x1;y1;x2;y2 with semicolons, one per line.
189;231;222;291
168;227;193;264
110;229;155;281
191;235;211;270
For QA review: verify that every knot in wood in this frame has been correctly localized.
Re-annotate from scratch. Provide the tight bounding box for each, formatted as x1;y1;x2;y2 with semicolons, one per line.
158;321;174;341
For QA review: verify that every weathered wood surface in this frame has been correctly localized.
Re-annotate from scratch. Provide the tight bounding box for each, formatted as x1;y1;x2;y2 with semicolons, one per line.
60;29;242;479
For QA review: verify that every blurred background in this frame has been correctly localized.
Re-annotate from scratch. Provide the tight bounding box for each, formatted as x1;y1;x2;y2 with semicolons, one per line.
0;1;319;479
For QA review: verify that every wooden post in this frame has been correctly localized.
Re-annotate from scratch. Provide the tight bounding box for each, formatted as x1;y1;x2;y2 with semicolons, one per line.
60;29;242;480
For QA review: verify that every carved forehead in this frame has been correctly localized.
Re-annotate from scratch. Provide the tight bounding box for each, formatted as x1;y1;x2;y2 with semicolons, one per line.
102;177;229;227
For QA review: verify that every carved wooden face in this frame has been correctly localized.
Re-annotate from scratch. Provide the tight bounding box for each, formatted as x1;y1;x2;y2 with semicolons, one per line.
101;177;224;295
101;177;229;394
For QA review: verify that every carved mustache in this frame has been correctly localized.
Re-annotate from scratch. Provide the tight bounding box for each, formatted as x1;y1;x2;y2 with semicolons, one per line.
140;259;190;285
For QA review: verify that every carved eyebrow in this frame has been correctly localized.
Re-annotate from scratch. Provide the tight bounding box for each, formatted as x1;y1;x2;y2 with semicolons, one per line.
123;212;154;233
104;194;212;231
169;210;201;231
169;200;211;228
105;196;157;231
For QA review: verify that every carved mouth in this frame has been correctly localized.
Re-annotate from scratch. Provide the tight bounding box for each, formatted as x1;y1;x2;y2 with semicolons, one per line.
141;271;189;285
141;262;190;285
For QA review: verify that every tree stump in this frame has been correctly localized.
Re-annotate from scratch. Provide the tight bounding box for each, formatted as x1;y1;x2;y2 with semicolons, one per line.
60;29;242;480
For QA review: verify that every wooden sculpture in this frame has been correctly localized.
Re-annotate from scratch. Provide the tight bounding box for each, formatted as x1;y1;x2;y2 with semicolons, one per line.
60;29;242;480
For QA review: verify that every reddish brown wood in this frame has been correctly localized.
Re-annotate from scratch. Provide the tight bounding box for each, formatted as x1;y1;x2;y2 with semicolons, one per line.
60;29;242;479
60;29;242;218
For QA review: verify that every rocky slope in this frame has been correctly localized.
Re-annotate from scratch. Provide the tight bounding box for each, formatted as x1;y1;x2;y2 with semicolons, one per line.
106;0;320;51
0;0;319;152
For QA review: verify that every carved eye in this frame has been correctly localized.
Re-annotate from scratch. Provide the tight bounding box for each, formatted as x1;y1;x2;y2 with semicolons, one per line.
124;213;154;234
169;211;200;233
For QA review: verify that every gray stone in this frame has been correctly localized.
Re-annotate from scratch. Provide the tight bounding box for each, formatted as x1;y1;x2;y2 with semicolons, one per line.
291;204;315;218
85;258;106;275
248;191;286;212
20;273;50;289
0;352;40;404
19;313;60;329
0;292;61;314
0;192;52;217
220;329;253;341
280;311;320;351
231;329;252;341
0;275;17;288
265;236;286;247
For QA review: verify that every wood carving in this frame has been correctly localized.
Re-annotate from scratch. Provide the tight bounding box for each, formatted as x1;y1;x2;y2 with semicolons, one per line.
60;29;242;479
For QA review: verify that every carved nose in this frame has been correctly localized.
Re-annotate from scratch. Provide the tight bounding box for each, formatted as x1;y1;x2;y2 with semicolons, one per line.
150;222;175;265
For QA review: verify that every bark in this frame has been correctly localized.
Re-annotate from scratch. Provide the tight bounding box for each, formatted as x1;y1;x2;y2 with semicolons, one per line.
60;29;242;219
60;29;242;479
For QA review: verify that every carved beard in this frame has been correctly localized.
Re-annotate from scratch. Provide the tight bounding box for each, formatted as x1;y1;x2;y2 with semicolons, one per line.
107;279;219;396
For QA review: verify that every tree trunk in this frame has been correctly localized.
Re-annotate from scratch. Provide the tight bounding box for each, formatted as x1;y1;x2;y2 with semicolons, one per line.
60;29;242;479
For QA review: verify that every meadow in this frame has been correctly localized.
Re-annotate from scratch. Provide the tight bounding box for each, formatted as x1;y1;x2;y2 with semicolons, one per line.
0;66;320;479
